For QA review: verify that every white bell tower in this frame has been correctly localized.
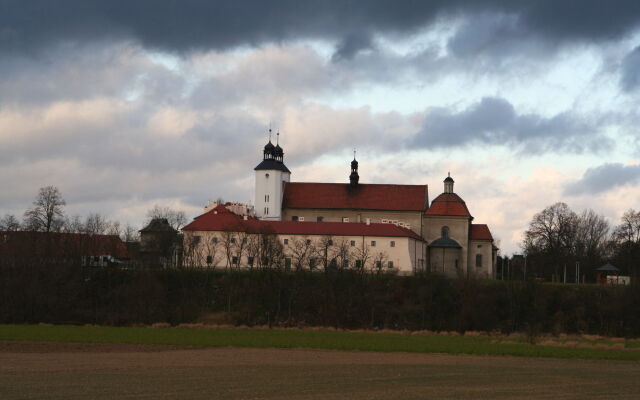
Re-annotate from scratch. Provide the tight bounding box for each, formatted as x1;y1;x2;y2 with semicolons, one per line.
254;130;290;220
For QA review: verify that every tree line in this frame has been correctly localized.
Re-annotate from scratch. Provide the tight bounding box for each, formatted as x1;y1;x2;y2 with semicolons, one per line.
0;185;186;242
1;265;639;337
522;202;640;281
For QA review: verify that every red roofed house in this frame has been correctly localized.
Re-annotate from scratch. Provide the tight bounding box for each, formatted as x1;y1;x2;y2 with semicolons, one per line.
0;231;130;267
182;136;497;276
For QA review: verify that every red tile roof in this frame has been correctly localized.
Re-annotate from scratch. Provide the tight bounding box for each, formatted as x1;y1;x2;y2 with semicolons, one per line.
424;193;472;217
183;207;422;240
283;182;428;211
0;231;131;260
470;224;493;240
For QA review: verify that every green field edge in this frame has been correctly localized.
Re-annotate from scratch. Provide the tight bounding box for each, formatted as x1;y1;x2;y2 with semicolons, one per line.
1;324;639;361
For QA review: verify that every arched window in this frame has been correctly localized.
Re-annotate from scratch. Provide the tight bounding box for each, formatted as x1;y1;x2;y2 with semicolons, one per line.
441;226;450;238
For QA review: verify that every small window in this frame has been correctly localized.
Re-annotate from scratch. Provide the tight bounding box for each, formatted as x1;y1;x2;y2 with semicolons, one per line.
309;258;317;268
371;241;376;247
212;237;218;244
350;240;356;247
248;256;254;266
242;238;247;244
292;216;299;221
306;239;311;245
193;235;201;244
206;256;212;264
390;241;395;247
342;217;349;223
355;260;362;268
232;256;239;265
388;261;394;268
266;207;269;214
375;261;382;268
477;244;482;248
317;216;324;222
476;254;482;268
382;219;388;223
299;217;305;221
441;226;450;239
328;240;333;246
265;173;269;178
285;258;292;269
284;238;289;245
230;238;236;244
342;259;349;268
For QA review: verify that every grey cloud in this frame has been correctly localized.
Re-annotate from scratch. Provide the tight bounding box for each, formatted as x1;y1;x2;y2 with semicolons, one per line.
411;97;610;153
331;32;374;62
2;1;640;55
621;46;640;92
565;163;640;195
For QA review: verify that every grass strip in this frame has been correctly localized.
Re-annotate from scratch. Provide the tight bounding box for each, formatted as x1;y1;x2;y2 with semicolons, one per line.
1;324;639;361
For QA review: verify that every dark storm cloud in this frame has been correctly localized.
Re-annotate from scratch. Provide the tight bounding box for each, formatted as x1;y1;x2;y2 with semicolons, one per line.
565;163;640;195
621;46;640;92
411;97;609;153
331;32;374;62
2;1;640;54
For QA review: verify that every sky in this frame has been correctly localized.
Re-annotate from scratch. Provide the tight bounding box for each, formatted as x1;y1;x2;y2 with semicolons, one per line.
1;1;640;254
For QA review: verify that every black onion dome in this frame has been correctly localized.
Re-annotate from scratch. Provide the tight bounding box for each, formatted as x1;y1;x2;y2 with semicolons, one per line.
351;158;358;169
444;175;454;183
264;140;275;152
274;144;283;157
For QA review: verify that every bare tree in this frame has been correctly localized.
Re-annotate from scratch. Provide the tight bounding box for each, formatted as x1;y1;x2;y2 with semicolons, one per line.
23;186;66;232
182;231;205;267
372;251;389;273
0;214;20;231
288;236;315;271
146;205;187;230
220;229;236;269
63;215;84;233
84;213;110;234
352;240;372;272
315;235;335;271
121;224;139;243
203;234;222;268
233;230;250;269
522;202;578;280
333;239;352;270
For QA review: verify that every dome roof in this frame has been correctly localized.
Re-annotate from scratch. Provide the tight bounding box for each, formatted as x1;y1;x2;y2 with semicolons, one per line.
264;140;275;152
274;144;283;156
444;176;454;183
425;193;472;217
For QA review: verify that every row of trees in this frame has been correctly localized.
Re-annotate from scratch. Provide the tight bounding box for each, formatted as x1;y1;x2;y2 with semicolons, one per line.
183;229;393;273
522;203;640;280
1;186;187;243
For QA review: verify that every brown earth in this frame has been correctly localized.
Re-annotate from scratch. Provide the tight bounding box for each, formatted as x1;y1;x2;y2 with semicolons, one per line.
1;341;639;399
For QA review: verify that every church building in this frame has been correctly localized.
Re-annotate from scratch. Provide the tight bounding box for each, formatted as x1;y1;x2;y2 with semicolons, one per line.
183;132;498;277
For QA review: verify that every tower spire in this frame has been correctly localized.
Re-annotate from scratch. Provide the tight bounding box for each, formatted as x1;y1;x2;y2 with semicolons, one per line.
444;172;454;193
350;149;359;187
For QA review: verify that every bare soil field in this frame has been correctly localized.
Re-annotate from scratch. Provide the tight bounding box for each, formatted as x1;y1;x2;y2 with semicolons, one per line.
1;341;639;399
